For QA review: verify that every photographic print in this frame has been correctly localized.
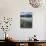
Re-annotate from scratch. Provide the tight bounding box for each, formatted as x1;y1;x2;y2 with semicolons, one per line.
20;12;32;28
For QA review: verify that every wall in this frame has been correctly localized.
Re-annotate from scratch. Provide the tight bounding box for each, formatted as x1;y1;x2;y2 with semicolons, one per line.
0;0;46;40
